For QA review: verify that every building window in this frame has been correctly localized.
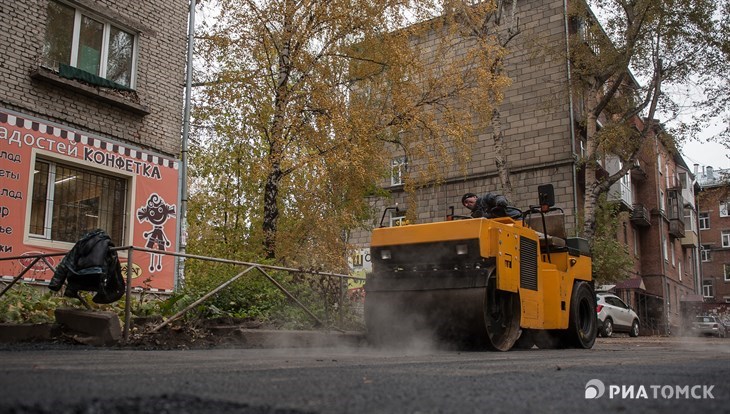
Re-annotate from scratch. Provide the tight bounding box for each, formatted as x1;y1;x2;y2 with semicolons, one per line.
42;0;137;89
678;260;682;281
670;239;676;266
659;190;665;214
699;212;709;230
720;200;730;217
390;156;407;186
30;158;128;246
701;245;711;262
389;211;407;227
725;265;730;282
702;280;714;298
662;234;668;262
723;231;730;248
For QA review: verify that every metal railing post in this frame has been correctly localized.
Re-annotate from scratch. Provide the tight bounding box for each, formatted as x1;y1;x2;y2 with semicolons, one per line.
0;257;40;299
123;247;134;341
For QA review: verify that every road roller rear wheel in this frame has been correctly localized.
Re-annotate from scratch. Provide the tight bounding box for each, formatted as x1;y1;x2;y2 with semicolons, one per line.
566;281;597;349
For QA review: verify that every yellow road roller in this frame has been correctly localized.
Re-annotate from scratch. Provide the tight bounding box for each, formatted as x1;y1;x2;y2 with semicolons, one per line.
364;185;597;351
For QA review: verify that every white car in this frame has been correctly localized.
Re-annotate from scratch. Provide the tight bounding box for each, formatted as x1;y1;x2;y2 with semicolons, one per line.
596;293;640;337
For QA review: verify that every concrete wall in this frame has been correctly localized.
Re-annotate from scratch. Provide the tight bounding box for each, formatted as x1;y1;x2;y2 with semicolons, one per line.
349;0;577;246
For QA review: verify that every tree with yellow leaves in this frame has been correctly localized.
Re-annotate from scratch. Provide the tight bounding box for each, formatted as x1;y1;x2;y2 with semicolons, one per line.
567;0;729;239
190;0;507;267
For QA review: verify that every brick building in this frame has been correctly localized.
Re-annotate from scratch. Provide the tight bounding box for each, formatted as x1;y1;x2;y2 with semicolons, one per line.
348;0;701;334
0;0;189;291
697;167;730;305
605;131;701;334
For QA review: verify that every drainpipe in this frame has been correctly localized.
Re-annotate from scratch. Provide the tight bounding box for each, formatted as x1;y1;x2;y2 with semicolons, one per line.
653;133;669;334
562;0;580;232
177;0;196;290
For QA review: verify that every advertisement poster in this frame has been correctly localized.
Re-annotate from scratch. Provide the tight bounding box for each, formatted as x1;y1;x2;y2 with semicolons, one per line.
0;108;180;292
347;247;370;301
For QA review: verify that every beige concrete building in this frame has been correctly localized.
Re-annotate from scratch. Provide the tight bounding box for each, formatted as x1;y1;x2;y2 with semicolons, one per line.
349;0;582;248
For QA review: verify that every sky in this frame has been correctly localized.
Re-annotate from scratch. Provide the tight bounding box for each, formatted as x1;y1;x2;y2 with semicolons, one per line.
583;1;730;174
680;140;730;173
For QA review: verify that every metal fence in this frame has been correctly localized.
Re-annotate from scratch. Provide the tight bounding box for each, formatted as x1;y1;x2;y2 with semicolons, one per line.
0;246;366;341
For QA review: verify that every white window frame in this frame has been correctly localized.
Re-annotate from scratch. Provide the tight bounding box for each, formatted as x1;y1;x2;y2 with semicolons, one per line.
44;0;139;89
725;264;730;282
670;239;676;266
389;211;407;227
390;156;407;186
722;231;730;248
662;234;668;262
702;280;713;298
720;200;730;217
659;190;665;214
678;260;682;281
699;212;710;230
27;154;130;247
701;245;711;262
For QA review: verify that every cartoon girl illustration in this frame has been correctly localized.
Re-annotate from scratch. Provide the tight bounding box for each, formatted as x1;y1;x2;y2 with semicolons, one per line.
136;194;176;272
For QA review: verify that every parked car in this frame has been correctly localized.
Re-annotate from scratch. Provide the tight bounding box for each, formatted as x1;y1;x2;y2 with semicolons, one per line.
691;315;727;338
596;293;640;337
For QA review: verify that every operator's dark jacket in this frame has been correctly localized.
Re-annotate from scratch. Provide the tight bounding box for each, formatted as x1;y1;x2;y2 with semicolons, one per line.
49;229;125;304
470;193;521;219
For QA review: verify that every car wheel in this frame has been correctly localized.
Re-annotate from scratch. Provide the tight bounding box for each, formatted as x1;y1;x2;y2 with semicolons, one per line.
629;320;639;337
601;318;613;338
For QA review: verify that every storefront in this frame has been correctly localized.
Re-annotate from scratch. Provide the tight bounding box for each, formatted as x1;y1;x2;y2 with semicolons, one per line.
0;107;180;292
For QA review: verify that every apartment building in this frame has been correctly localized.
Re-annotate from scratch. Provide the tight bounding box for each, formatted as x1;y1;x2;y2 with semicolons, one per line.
348;0;700;334
0;0;189;292
697;167;730;307
605;130;701;334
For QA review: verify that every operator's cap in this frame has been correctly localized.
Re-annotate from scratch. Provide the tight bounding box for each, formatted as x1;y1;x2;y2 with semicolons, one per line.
461;192;477;204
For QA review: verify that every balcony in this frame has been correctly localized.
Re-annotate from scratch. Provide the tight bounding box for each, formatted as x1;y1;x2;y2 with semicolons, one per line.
630;204;651;227
630;159;647;182
669;218;685;238
607;180;633;212
681;231;698;247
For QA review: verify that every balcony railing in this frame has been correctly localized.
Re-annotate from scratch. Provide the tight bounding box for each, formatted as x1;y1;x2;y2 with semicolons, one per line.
669;218;685;238
630;204;651;227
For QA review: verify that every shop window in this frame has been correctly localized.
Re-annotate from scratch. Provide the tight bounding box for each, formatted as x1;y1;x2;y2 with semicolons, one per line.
42;0;137;89
29;158;128;246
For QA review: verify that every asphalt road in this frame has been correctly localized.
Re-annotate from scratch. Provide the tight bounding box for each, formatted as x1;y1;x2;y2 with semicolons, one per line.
0;336;728;413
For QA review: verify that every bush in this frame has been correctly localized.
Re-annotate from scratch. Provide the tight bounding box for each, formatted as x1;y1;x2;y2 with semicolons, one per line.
0;283;73;324
179;259;363;329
